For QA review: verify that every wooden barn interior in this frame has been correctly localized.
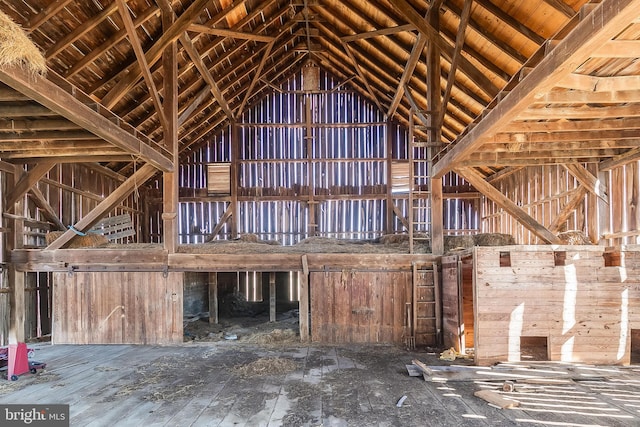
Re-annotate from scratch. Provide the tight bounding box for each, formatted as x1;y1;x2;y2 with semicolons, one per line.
2;0;640;370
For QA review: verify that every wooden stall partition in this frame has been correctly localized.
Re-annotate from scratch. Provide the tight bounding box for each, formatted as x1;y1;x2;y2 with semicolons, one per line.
473;246;640;366
53;271;183;344
310;270;412;344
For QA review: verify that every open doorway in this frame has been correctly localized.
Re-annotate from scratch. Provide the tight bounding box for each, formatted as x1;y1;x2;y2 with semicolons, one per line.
183;271;301;344
631;329;640;364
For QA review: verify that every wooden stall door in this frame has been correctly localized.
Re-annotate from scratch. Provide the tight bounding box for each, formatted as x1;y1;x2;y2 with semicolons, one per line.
310;270;411;344
442;255;463;352
53;271;183;344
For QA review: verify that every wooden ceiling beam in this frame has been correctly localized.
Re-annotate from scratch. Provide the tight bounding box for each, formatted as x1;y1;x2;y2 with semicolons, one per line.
557;73;640;91
541;0;577;18
443;1;527;64
179;33;235;120
439;0;473;126
0;65;173;171
82;163;127;183
5;162;55;207
466;148;624;162
478;140;640;152
64;6;160;78
456;167;562;244
599;146;640;171
28;186;66;231
389;0;500;98
433;0;640;178
188;24;275;42
100;0;211;109
386;31;425;118
28;0;74;32
590;39;640;57
0;119;81;132
0;131;97;141
0;103;59;117
116;0;169;133
564;163;609;204
548;186;589;233
536;88;640;104
503;116;640;133
473;0;545;45
341;41;384;113
178;84;211;127
518;104;640;120
491;128;640;143
45;163;157;250
341;24;415;42
237;40;276;117
45;2;118;59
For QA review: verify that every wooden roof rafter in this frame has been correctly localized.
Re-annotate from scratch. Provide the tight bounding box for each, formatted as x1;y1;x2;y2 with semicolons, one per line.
433;0;640;178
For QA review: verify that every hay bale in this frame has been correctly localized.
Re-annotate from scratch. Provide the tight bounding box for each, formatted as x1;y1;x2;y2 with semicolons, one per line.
473;233;515;246
558;230;591;245
46;231;109;248
377;234;410;245
0;11;46;74
444;235;474;253
238;233;259;243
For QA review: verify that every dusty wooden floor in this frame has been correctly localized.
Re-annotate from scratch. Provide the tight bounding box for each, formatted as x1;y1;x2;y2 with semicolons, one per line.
1;342;640;426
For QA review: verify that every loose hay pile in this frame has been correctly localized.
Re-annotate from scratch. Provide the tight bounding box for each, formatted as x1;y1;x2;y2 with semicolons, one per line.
46;231;109;248
233;357;298;378
558;230;591;245
0;10;46;74
241;328;298;344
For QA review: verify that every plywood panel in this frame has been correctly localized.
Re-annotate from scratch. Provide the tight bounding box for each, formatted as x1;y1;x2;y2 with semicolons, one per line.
310;271;412;344
53;271;182;344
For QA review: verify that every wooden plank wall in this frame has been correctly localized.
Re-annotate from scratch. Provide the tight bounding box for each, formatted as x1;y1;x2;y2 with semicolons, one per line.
310;270;412;344
52;271;183;344
482;163;640;246
473;246;640;365
483;165;583;244
164;69;478;244
27;164;141;245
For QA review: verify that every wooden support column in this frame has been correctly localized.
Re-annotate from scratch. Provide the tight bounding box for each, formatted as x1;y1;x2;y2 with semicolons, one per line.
4;170;25;344
269;272;276;323
162;8;179;253
209;272;218;324
428;1;444;255
305;96;317;236
230;121;240;239
587;163;600;243
8;267;25;344
299;255;310;342
431;178;444;254
385;120;394;234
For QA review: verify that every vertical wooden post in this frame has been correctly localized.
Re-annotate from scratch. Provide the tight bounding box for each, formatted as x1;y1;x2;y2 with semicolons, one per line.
385;120;394;234
269;272;276;322
587;163;600;244
8;267;25;344
208;272;218;324
162;9;179;253
304;97;316;237
431;178;444;254
427;2;444;255
230;121;240;239
299;255;310;342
